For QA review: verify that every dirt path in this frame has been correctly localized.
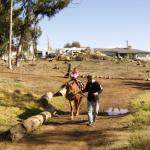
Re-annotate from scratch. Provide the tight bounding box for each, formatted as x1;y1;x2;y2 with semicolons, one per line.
1;114;128;150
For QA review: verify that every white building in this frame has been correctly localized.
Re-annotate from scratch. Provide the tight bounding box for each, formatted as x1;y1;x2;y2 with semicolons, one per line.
55;47;86;56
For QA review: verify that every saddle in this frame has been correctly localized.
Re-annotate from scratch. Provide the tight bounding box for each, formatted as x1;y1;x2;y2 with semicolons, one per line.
74;79;84;91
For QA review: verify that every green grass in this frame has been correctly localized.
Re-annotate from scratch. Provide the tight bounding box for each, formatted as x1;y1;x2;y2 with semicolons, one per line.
125;91;150;150
0;84;68;132
0;84;41;131
50;96;69;111
128;129;150;150
0;106;23;126
130;91;150;128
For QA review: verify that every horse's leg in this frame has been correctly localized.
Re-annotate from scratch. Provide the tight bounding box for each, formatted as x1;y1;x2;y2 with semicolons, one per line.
75;96;82;116
69;100;74;120
74;97;78;116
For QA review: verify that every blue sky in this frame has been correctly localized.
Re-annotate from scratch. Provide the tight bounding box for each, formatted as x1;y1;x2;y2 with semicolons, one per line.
38;0;150;52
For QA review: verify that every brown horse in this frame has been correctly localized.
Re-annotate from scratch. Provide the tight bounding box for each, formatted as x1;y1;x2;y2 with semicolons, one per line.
55;79;84;120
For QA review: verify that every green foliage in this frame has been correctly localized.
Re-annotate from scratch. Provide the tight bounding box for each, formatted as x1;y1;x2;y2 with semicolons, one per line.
71;41;80;47
0;0;10;50
64;41;81;48
64;42;71;48
0;0;72;59
33;0;71;18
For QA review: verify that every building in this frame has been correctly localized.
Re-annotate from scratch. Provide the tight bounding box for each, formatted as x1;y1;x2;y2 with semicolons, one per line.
55;47;86;56
95;46;150;61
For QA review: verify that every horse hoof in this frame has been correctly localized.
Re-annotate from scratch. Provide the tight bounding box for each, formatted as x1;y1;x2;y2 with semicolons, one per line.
75;113;79;116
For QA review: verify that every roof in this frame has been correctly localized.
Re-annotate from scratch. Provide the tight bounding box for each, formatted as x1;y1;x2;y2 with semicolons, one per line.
95;48;150;54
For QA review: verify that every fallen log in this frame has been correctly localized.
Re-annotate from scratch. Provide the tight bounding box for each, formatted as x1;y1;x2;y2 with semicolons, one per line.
39;88;67;113
7;111;51;142
39;92;58;114
39;92;53;108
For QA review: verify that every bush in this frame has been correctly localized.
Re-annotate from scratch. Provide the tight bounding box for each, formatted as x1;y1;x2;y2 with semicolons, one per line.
91;54;100;59
75;55;84;61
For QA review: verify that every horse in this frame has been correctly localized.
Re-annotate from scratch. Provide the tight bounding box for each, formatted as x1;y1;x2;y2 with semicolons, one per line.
54;79;84;120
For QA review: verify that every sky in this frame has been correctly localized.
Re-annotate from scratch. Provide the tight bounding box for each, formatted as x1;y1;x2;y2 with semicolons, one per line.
38;0;150;52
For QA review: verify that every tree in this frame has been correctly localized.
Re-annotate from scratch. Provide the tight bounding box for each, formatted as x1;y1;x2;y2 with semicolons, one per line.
71;41;80;48
0;0;11;56
8;0;13;69
64;41;81;48
64;42;71;48
0;0;73;68
14;0;72;66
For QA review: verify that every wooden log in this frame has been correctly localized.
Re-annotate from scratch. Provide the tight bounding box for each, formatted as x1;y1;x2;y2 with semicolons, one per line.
23;111;51;133
7;111;51;142
39;92;58;114
6;123;26;142
39;92;53;108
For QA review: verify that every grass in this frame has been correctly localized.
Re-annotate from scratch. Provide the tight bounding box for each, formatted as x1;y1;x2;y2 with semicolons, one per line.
128;129;150;150
0;80;68;132
0;80;41;131
125;91;150;150
0;106;22;126
50;96;69;111
130;91;150;128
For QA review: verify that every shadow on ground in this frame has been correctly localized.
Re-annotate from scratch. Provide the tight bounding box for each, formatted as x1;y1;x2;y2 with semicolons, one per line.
20;125;127;148
0;89;38;109
18;108;42;120
123;81;150;90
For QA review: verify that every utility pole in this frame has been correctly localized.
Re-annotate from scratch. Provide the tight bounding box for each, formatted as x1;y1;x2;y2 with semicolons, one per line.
126;40;129;48
8;0;13;69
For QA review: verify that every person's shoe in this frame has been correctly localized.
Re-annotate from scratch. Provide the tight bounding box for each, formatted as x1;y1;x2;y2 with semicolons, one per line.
87;122;94;127
93;115;97;123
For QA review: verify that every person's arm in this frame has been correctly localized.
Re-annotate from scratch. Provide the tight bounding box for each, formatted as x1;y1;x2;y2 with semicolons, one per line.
82;82;89;93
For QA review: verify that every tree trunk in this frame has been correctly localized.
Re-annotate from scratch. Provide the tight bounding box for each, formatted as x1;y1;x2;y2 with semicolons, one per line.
32;20;38;60
8;0;13;70
15;37;22;67
7;111;51;142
